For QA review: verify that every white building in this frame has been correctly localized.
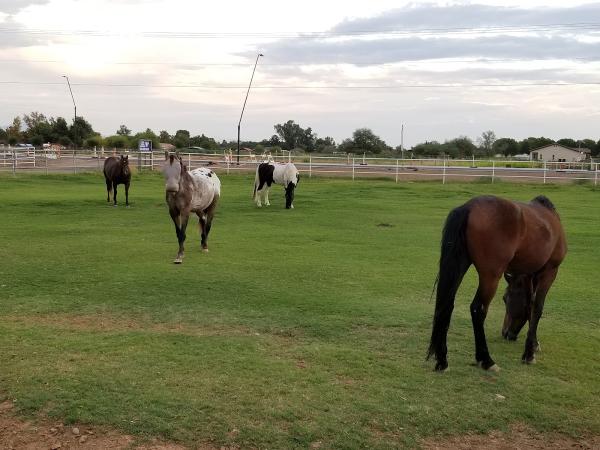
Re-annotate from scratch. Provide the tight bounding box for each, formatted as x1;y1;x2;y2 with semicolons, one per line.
531;144;591;162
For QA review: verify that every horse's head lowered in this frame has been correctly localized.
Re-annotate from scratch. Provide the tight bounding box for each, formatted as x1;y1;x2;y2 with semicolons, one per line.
162;152;186;193
502;273;533;340
284;171;300;209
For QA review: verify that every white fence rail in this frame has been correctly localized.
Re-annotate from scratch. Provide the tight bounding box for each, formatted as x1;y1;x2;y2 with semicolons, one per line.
1;148;598;185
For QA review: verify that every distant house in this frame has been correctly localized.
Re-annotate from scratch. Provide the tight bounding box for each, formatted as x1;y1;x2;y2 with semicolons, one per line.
530;144;591;162
160;143;175;151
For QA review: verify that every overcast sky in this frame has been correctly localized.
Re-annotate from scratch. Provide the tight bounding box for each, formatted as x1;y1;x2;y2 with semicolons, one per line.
1;0;599;146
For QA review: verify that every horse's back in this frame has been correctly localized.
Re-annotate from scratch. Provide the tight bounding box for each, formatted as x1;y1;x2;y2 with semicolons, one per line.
464;195;565;275
103;157;118;177
273;162;298;186
189;168;220;211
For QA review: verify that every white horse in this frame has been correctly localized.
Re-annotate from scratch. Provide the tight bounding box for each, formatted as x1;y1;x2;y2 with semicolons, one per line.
253;162;300;209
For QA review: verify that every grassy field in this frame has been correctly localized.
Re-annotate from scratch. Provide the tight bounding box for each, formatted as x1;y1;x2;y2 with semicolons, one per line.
0;172;599;449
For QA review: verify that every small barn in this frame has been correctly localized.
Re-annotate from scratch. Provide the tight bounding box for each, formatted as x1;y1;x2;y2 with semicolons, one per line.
530;144;591;162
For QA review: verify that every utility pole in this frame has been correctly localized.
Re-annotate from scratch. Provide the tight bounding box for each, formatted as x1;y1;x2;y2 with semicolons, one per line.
237;53;263;165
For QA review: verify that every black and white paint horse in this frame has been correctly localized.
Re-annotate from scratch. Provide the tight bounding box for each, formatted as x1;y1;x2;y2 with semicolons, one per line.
253;162;300;209
162;152;221;264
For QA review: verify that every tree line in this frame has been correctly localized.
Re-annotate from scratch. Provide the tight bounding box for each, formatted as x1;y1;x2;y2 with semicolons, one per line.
2;112;599;157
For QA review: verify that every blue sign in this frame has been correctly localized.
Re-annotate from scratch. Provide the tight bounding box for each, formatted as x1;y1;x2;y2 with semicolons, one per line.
138;139;152;152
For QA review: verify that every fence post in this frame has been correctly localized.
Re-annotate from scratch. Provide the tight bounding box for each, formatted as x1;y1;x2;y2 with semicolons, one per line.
442;158;446;184
33;150;36;168
73;150;76;174
227;157;230;175
395;159;399;183
492;160;495;183
352;157;355;180
595;163;598;186
151;151;154;171
309;155;312;178
543;161;547;184
45;149;48;175
12;151;16;175
188;153;191;170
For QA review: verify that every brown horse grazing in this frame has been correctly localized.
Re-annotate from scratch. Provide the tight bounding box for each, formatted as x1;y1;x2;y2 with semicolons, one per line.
427;195;567;372
162;152;221;264
103;155;131;207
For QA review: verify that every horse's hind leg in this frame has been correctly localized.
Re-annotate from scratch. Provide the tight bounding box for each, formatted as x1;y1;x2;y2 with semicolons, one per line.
199;198;218;252
105;179;112;203
471;272;502;371
522;266;558;363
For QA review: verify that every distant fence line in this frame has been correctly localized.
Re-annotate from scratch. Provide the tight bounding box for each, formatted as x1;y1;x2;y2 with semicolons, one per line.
0;148;598;185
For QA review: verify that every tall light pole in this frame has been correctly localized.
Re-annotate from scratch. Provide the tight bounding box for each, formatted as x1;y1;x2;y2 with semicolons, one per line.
237;53;263;165
62;75;77;147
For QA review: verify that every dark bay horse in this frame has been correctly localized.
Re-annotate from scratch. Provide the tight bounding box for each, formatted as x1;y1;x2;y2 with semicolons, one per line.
103;155;131;206
162;152;220;264
428;195;567;372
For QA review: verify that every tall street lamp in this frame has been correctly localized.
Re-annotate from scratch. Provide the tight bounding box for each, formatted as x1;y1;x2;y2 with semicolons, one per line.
62;75;77;147
237;53;263;165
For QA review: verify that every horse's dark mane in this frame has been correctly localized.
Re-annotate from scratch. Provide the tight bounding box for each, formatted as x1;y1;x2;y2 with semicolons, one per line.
532;195;555;211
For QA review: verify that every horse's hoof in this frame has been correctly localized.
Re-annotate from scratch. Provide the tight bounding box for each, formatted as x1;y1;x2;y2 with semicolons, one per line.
173;257;183;264
523;357;536;365
477;361;500;372
434;361;448;372
113;204;118;208
202;248;209;253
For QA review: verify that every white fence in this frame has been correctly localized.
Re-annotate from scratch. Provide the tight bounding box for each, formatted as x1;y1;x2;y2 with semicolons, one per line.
1;148;599;185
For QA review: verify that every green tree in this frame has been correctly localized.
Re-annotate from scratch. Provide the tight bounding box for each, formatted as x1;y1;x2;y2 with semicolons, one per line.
159;130;172;143
557;138;577;148
116;124;131;136
274;120;316;151
411;141;443;156
477;130;496;156
69;116;95;147
174;129;190;148
315;136;336;152
189;133;218;150
350;128;389;154
442;136;477;158
492;138;519;156
104;135;129;149
520;137;554;153
131;128;160;151
50;117;70;143
0;128;7;144
6;116;23;142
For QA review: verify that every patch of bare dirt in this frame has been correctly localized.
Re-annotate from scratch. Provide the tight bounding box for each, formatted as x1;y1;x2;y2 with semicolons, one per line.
0;400;198;450
422;423;600;449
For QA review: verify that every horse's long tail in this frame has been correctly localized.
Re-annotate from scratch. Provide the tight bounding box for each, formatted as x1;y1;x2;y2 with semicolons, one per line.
253;165;260;200
427;204;472;368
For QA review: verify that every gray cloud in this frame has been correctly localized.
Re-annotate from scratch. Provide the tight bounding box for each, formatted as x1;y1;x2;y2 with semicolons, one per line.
258;4;600;65
0;0;50;14
332;3;600;32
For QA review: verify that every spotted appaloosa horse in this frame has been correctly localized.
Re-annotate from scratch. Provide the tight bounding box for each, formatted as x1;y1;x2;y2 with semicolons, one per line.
162;152;221;264
427;195;567;372
253;162;300;209
103;155;131;206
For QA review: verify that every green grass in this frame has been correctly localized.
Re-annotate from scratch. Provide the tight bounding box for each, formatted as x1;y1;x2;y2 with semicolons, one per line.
1;172;599;449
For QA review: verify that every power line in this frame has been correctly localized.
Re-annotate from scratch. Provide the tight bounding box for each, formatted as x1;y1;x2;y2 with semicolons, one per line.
1;57;599;67
1;80;598;89
0;22;599;39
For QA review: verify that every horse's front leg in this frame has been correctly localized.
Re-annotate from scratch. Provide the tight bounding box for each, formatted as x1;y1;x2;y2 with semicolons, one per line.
170;208;188;264
522;266;558;364
471;272;502;371
113;184;118;206
125;182;130;207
